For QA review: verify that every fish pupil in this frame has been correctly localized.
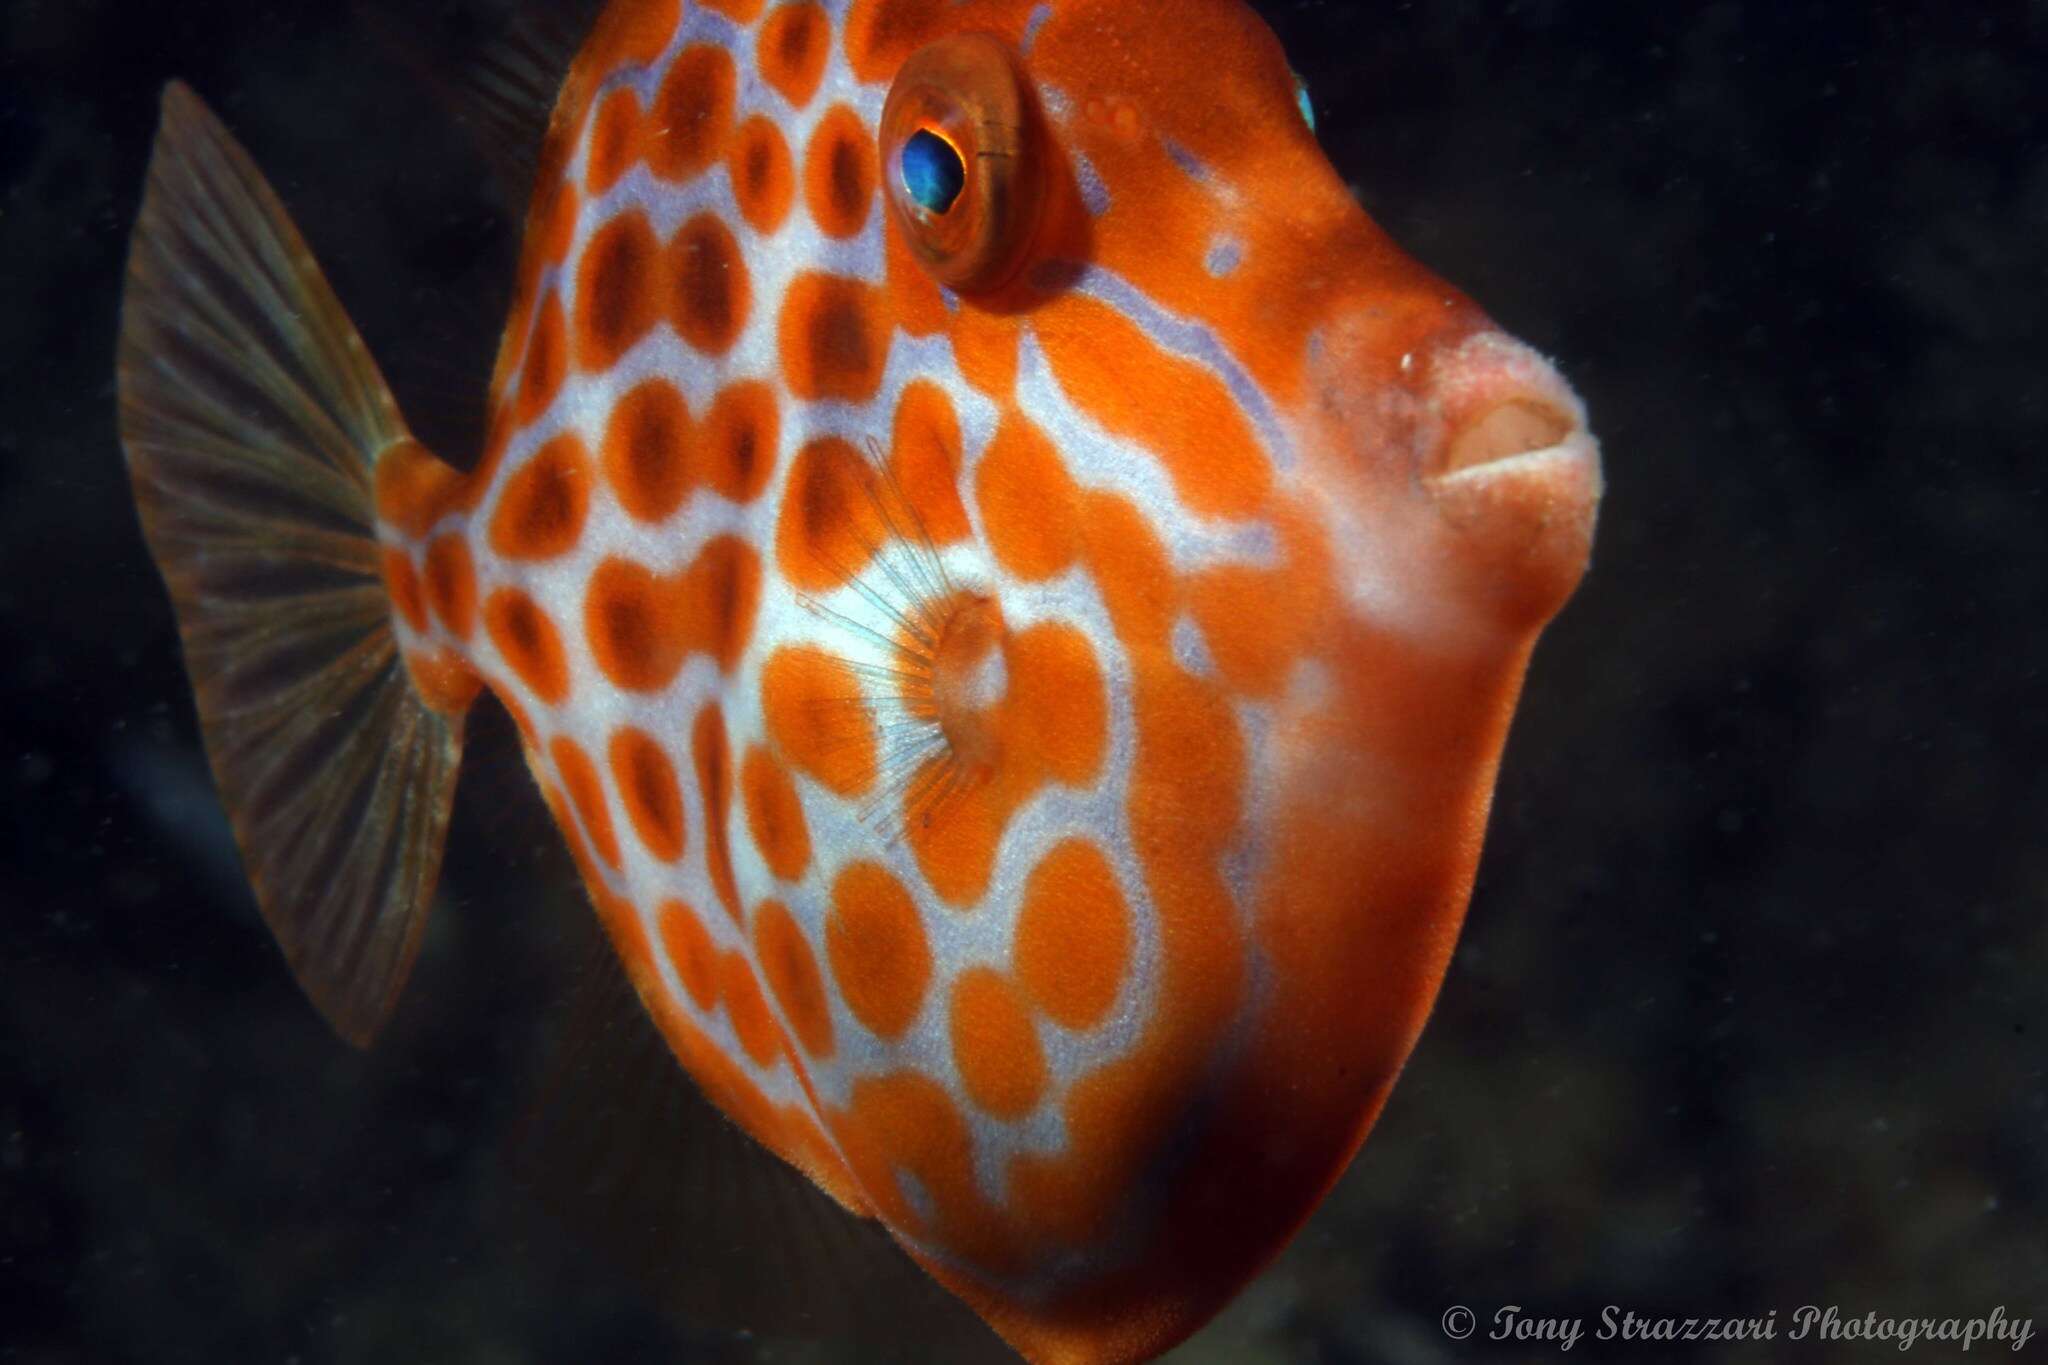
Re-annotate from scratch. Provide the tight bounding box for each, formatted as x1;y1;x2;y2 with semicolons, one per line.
901;129;965;215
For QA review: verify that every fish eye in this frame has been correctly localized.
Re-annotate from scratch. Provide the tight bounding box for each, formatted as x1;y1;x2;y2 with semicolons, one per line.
879;34;1044;293
900;128;966;215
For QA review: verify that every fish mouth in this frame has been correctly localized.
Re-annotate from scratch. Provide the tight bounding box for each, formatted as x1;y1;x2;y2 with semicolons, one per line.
1421;332;1599;491
1413;331;1603;614
1432;395;1589;483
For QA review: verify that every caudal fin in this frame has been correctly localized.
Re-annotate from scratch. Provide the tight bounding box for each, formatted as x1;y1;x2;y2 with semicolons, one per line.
117;82;464;1047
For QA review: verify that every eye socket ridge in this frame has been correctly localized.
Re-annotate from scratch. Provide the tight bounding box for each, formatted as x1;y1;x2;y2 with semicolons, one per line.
878;33;1044;294
900;127;966;216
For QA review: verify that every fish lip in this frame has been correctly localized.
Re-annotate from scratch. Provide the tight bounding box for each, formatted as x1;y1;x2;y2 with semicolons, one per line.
1415;330;1603;498
1423;424;1602;491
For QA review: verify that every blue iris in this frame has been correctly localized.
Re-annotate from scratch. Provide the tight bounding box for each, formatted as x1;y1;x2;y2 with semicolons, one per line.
901;129;966;215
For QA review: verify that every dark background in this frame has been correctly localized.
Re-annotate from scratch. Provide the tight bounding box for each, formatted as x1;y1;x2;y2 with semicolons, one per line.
2;1;2043;1361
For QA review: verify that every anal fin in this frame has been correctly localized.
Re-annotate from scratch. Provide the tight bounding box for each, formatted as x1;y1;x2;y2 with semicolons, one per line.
117;83;465;1047
514;922;1012;1360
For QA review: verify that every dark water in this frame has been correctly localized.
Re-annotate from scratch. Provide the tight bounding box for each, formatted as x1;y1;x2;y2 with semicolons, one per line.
3;2;2043;1361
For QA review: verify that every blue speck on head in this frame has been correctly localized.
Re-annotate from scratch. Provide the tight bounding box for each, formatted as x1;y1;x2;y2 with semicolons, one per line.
1022;3;1053;54
1292;72;1316;134
1205;237;1243;278
901;129;965;215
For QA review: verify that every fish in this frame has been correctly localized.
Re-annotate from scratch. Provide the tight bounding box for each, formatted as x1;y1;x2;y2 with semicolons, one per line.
114;1;1602;1361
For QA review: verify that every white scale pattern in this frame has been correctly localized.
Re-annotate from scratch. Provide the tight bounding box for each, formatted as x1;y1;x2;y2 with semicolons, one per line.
382;0;1316;1286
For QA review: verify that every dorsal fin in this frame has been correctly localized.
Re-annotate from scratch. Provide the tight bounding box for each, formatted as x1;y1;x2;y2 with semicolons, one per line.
357;0;602;206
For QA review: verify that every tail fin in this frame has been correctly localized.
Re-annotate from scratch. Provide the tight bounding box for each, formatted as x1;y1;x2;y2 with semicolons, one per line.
117;82;464;1047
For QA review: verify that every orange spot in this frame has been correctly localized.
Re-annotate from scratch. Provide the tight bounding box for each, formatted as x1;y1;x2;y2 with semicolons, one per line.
1008;623;1108;786
400;648;481;714
829;1071;1019;1271
949;968;1047;1118
741;745;811;880
575;210;663;372
843;0;946;84
490;433;591;561
700;0;764;20
826;862;930;1039
657;899;720;1011
585;88;644;196
550;736;621;869
493;178;579;409
976;413;1078;580
1035;294;1274;520
1131;665;1245;860
888;381;970;545
374;437;472;540
668;213;750;356
1186;567;1310;696
701;381;778;504
422;534;476;639
693;704;743;923
514;291;567;427
950;305;1020;400
585;560;679;695
1015;840;1130;1029
728;116;796;235
803;104;875;239
1081;491;1177;650
591;883;654;988
1182;508;1333;696
602;378;695;523
381;548;427;632
758;3;829;108
774;436;888;592
719;949;784;1067
761;645;878;797
903;772;1007;908
754;899;834;1058
690;536;763;672
484;587;570;704
584;539;763;691
779;273;888;403
648;45;736;184
610;727;687;862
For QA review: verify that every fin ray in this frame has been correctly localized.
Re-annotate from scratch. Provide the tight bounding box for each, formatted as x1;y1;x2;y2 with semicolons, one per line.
118;82;464;1046
358;0;602;206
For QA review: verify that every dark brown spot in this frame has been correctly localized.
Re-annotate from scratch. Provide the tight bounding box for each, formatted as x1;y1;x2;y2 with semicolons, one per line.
670;214;750;355
650;46;736;183
490;434;591;561
694;704;741;921
812;295;871;389
603;379;695;523
780;12;811;65
830;137;865;223
576;213;660;371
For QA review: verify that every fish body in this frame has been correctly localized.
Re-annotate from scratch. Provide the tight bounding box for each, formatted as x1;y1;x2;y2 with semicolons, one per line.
117;2;1601;1361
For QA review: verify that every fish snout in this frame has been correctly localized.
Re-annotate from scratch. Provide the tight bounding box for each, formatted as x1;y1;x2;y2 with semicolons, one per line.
1418;331;1603;627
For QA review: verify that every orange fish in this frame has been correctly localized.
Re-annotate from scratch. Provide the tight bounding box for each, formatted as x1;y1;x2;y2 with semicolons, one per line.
116;1;1601;1360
